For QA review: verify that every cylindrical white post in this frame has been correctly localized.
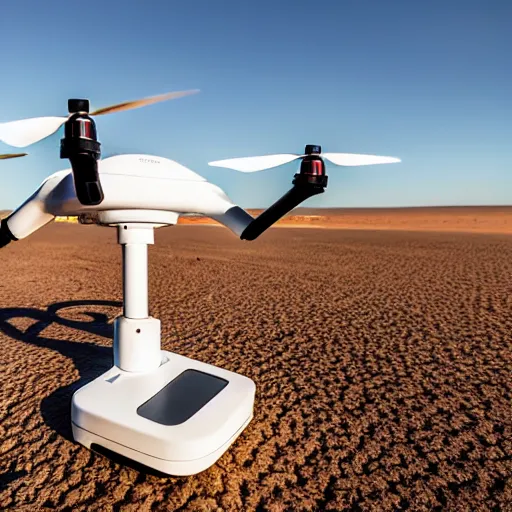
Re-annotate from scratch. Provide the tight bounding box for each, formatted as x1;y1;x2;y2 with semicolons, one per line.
115;224;161;373
123;243;148;319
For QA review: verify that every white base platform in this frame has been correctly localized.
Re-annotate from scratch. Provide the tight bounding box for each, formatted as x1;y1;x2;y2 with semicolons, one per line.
71;350;256;476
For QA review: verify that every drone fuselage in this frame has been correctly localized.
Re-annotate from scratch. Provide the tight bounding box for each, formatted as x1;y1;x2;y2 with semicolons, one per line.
6;154;253;240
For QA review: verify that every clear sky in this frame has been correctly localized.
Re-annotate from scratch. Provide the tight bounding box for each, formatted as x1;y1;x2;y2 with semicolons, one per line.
0;0;510;209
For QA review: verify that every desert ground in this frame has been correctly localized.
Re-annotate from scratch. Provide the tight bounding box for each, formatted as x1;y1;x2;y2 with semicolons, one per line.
0;208;511;511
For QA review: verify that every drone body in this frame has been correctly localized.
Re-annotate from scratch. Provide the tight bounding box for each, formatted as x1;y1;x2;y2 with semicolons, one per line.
3;154;254;242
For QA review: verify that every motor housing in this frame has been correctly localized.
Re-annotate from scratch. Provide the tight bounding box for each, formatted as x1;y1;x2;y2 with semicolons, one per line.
60;99;104;206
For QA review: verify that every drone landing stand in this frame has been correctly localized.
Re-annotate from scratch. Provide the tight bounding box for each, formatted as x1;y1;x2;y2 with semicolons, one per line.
70;217;255;476
71;351;255;476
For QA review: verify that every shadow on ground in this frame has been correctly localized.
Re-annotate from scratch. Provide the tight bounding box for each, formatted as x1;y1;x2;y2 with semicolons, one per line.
0;300;120;439
0;300;174;481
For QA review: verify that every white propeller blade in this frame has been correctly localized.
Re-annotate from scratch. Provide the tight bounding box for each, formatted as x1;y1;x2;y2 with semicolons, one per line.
322;153;401;166
208;153;303;172
0;116;66;148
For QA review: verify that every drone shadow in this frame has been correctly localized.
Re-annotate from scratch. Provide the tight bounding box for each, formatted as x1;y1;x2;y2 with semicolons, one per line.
0;299;173;479
0;299;121;442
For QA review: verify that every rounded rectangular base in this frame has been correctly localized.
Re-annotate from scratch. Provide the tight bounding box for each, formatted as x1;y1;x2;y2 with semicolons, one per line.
72;413;253;476
71;350;256;476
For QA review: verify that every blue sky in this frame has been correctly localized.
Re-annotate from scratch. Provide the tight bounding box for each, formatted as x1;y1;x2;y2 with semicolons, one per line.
0;0;510;209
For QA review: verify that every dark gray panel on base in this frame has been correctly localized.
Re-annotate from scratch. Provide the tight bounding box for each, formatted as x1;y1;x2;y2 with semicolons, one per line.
137;369;229;426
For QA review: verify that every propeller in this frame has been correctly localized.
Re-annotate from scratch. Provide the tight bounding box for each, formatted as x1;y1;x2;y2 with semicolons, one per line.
0;153;27;160
0;89;200;148
208;145;401;172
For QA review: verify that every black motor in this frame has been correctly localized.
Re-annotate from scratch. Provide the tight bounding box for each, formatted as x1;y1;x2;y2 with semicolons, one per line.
296;144;328;186
60;99;104;206
240;144;328;241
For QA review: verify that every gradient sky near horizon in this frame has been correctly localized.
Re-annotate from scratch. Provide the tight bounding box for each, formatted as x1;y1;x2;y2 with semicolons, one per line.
0;0;510;209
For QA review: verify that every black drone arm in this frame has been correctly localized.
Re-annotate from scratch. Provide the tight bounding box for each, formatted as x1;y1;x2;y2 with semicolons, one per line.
241;177;326;240
213;154;328;241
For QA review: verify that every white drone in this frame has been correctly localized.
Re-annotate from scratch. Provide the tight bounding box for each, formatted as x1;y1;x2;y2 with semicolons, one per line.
0;94;401;476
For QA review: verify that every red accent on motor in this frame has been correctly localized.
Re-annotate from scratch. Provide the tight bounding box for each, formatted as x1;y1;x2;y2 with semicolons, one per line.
63;114;97;141
303;159;324;176
299;155;326;178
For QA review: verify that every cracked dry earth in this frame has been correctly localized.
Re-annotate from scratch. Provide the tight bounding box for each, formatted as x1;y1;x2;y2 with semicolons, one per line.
0;223;511;511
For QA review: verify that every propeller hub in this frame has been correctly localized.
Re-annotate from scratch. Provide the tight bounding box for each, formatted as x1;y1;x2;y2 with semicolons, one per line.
305;144;321;155
68;99;90;114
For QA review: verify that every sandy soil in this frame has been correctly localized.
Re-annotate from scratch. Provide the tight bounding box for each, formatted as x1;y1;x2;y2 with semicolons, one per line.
0;223;511;511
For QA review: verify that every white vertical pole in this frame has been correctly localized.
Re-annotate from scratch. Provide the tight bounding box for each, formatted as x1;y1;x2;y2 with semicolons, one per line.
122;243;148;318
114;224;161;373
117;224;154;319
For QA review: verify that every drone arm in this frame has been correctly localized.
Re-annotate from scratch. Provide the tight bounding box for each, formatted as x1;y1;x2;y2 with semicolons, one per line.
240;183;324;240
0;191;54;247
209;152;328;240
209;206;255;237
0;172;67;248
210;179;326;241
